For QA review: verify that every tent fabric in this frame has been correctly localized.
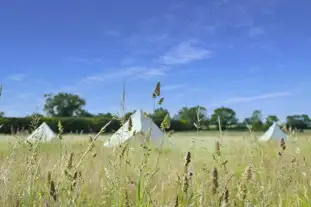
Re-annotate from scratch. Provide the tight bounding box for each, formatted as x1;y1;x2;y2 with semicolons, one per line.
259;123;288;142
104;109;165;147
27;122;57;142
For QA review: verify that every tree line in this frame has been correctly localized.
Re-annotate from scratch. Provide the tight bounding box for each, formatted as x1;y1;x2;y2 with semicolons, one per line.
1;92;310;132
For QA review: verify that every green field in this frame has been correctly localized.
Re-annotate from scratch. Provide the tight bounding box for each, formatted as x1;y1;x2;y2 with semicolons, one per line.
0;130;311;206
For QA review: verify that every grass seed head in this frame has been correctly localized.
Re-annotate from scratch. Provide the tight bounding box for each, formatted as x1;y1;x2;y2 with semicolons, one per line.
243;165;252;181
158;97;164;105
167;130;175;137
120;143;128;158
47;171;51;186
224;188;229;203
88;136;93;143
280;138;286;151
152;92;157;99
212;167;219;194
185;151;191;169
182;151;192;194
92;152;97;158
132;130;137;136
215;141;221;156
49;180;57;201
67;153;74;169
237;181;247;201
154;81;161;97
174;195;179;207
161;114;171;130
124;189;130;207
128;116;133;131
57;120;63;140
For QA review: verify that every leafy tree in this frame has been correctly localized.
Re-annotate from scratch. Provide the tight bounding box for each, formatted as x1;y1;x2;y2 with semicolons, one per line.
250;110;263;130
244;110;262;124
251;110;262;122
286;114;311;130
266;115;279;126
43;92;89;117
0;112;4;118
177;106;207;126
243;117;253;125
79;110;94;117
252;120;263;130
96;112;113;119
210;107;238;129
243;110;264;130
27;112;44;118
151;107;170;121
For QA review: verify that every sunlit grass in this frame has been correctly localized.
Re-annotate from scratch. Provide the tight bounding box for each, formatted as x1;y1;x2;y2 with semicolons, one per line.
0;131;311;206
1;81;311;206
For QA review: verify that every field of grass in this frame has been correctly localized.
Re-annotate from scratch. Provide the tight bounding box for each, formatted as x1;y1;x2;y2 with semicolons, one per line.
1;130;311;206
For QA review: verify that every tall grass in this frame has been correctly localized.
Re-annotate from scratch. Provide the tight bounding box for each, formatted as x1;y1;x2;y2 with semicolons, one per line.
0;82;311;206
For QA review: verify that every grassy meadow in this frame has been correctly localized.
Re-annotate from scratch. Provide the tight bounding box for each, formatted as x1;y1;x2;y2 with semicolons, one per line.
1;129;311;206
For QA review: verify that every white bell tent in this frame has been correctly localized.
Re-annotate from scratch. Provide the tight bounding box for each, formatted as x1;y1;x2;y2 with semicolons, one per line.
104;109;165;147
27;122;57;142
259;123;288;142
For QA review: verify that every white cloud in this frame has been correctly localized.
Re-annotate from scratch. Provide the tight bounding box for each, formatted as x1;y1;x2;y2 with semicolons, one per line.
6;74;27;82
134;68;167;79
82;66;168;84
160;40;212;65
248;26;265;38
127;33;170;48
223;92;293;104
189;88;201;92
65;57;103;64
162;84;185;91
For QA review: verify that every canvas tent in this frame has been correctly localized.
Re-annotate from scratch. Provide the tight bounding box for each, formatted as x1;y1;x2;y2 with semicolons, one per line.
27;122;57;142
104;109;165;148
259;123;288;142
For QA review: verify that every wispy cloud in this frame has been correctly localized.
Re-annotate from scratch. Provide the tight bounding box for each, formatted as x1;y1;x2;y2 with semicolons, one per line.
222;92;293;104
127;33;170;47
248;26;265;38
120;57;135;66
65;56;104;64
145;34;169;43
105;30;120;37
82;66;168;84
6;74;27;82
124;32;173;58
249;65;261;73
160;40;212;65
162;84;185;91
189;88;201;92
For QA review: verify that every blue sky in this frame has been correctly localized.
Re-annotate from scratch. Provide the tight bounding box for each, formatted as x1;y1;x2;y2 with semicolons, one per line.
0;0;310;121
